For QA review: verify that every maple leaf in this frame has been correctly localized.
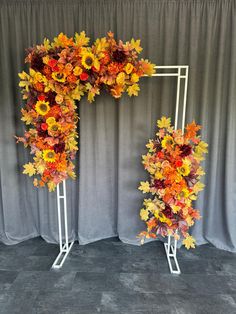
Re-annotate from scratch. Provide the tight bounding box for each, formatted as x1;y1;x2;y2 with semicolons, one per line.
130;38;143;54
21;109;36;125
146;140;155;152
138;181;150;193
182;235;196;249
140;59;156;76
127;83;140;97
75;31;90;47
43;38;51;50
157;117;171;129
193;181;205;194
23;163;36;177
140;208;149;221
47;181;57;192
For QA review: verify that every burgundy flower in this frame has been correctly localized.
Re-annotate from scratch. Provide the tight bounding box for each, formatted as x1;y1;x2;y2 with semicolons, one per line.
31;53;44;71
54;143;65;153
46;91;57;105
163;205;173;219
180;144;192;157
153;179;165;189
112;49;126;63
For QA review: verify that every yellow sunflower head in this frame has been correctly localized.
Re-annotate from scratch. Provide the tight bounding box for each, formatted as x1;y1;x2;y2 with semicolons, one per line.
42;149;56;163
48;122;61;133
35;100;50;116
52;72;66;82
81;52;95;69
161;135;174;149
46;117;56;126
178;188;190;199
177;159;191;176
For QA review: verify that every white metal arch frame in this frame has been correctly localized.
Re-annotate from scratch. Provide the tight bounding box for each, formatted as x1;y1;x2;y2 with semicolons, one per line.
52;65;189;274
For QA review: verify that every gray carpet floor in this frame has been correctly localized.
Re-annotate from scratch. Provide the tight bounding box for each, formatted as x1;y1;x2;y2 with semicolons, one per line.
0;237;236;314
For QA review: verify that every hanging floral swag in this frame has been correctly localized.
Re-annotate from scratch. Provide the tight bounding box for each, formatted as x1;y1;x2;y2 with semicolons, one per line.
16;31;155;191
138;117;208;249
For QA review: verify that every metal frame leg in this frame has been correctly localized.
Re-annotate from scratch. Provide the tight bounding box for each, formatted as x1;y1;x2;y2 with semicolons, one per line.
52;180;74;269
164;234;181;274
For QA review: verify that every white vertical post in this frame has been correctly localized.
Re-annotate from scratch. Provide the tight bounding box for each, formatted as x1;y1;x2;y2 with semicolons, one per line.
52;180;74;269
149;65;189;274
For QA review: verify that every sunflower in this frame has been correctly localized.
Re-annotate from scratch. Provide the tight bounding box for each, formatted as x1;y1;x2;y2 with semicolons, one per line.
51;72;66;83
48;122;61;133
46;117;56;125
161;135;174;149
81;52;95;69
35;100;50;116
42;149;56;163
177;159;191;176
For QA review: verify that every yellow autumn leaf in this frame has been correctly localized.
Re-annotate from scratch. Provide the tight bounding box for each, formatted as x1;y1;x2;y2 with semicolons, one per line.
138;181;150;193
157;117;171;129
140;208;149;221
21;109;34;125
23;163;36;177
48;181;57;192
196;166;206;177
130;38;143;54
127;83;140;97
75;31;90;47
193;181;205;194
182;235;196;249
146;140;155;152
88;91;95;103
43;38;51;50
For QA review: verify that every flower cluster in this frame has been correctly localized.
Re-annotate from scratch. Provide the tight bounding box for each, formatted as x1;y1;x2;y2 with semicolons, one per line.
16;32;155;191
138;117;208;249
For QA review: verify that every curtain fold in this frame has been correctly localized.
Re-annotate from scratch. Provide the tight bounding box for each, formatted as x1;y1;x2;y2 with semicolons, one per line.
0;0;235;251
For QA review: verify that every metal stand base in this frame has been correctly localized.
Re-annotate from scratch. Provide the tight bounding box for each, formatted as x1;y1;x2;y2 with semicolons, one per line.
52;242;74;269
164;235;181;274
51;179;73;269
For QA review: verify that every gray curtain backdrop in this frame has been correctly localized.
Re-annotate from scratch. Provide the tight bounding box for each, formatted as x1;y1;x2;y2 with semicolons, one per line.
0;0;235;251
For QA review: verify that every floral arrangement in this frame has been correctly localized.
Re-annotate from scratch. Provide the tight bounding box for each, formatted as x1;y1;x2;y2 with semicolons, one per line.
16;31;155;191
138;117;208;249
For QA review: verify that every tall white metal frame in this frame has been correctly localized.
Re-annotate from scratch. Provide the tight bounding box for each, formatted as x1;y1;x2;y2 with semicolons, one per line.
148;65;189;274
51;65;189;272
52;179;74;269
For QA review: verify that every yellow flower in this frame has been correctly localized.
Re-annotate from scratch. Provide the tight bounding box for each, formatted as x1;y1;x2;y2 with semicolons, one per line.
73;66;83;76
178;188;190;199
48;123;61;132
81;52;96;70
42;149;56;163
127;83;140;96
125;63;134;74
116;72;126;85
35;100;50;116
157;117;171;129
182;235;196;249
155;171;163;180
177;159;191;176
161;135;174;149
55;94;64;104
46;117;56;125
52;72;66;82
140;208;149;221
131;73;139;83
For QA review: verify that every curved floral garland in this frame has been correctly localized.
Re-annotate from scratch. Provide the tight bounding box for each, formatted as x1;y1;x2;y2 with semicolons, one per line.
16;32;155;191
138;117;208;249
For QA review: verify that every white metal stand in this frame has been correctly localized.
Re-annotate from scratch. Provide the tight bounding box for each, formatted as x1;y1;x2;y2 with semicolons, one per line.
52;179;74;269
149;65;189;274
51;65;189;272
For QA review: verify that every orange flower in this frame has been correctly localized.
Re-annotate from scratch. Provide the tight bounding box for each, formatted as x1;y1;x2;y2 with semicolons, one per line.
67;74;77;83
108;62;120;75
34;82;44;92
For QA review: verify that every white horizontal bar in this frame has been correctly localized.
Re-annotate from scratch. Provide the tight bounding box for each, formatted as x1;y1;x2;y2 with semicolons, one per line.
59;196;65;199
154;65;188;69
